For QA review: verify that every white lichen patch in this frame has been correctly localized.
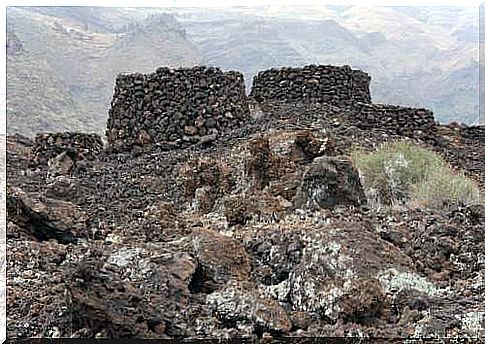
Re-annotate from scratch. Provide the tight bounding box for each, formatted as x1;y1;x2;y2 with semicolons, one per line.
319;284;346;321
469;271;484;292
105;247;153;281
105;233;122;244
378;268;446;296
345;327;368;338
279;232;356;320
106;247;144;269
194;317;219;337
301;233;355;278
288;273;346;321
411;310;441;339
477;252;485;267
460;311;485;336
259;279;291;302
207;281;290;332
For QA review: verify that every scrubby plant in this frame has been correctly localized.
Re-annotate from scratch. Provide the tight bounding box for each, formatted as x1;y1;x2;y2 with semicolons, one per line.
412;170;481;207
351;140;481;208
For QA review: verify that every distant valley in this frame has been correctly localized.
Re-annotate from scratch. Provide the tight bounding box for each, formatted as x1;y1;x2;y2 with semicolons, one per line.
6;5;479;137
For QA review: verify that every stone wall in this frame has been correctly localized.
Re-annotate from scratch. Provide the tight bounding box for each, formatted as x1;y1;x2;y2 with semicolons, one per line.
460;125;484;143
249;65;371;106
106;66;250;149
351;103;437;140
29;132;104;166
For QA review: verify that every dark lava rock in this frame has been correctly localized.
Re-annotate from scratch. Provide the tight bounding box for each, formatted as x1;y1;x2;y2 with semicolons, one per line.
293;156;366;210
6;64;485;340
29;132;103;167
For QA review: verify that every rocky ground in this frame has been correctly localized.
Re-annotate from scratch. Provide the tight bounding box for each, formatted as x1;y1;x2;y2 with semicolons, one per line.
6;100;485;341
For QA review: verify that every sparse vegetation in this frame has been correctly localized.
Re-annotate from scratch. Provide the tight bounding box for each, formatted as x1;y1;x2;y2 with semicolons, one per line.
412;170;481;208
351;140;481;208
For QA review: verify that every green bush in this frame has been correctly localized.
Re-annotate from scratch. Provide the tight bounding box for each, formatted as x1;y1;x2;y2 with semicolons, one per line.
413;170;481;207
351;140;481;208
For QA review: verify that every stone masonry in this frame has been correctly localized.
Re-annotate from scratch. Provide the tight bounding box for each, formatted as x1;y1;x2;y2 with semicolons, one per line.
106;66;250;149
29;132;104;166
249;65;371;106
351;103;437;141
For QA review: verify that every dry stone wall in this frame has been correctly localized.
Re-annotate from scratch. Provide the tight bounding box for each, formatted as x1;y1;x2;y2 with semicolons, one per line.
29;132;104;166
351;103;437;140
460;125;484;143
106;66;250;149
249;65;371;106
104;64;441;149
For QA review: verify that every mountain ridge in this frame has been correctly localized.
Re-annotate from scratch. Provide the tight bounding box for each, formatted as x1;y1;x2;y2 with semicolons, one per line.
6;5;480;137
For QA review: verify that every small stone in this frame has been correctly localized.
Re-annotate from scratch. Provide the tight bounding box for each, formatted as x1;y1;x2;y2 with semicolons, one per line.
184;126;198;136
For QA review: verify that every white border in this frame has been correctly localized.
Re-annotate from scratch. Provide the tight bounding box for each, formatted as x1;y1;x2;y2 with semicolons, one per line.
3;0;484;7
1;0;6;342
0;1;482;341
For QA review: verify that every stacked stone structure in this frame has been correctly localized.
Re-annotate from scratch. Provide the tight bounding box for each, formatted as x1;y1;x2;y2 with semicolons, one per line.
105;64;443;148
29;132;104;166
106;66;250;149
351;103;437;140
248;65;437;140
249;65;371;105
460;125;484;143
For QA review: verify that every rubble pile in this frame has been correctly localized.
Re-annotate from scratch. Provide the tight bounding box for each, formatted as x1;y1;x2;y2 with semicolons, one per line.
6;192;79;244
432;124;485;189
249;65;371;105
29;132;104;166
106;66;250;150
6;64;485;341
6;134;33;180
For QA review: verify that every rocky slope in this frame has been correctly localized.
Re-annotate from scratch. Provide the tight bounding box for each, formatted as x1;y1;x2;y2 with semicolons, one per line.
6;7;201;137
6;5;480;138
6;90;484;339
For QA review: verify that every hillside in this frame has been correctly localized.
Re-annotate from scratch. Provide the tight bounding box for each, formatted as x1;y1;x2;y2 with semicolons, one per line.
6;64;484;339
6;5;480;137
168;6;478;125
7;7;202;137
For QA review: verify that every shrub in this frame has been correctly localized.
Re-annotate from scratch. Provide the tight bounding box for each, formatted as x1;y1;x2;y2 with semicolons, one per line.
351;140;481;208
412;170;481;208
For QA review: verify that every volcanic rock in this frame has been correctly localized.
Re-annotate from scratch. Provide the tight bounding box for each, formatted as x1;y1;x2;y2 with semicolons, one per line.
293;156;366;210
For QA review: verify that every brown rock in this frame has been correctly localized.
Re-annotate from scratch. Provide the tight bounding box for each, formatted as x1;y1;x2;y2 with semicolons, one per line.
290;311;312;330
138;129;153;145
192;228;252;285
184;126;198;136
340;278;389;324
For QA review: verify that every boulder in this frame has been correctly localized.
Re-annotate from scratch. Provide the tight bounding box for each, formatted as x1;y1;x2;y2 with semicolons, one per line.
7;196;77;244
206;280;291;334
190;228;252;291
293;156;366;210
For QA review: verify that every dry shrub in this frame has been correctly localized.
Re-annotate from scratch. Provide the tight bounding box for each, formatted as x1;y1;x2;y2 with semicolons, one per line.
352;140;481;208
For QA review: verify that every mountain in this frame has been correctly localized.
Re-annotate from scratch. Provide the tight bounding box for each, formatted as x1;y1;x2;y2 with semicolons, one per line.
6;5;480;137
165;6;478;125
7;7;202;137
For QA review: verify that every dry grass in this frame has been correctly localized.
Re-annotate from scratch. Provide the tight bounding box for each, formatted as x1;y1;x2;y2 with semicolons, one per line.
352;140;482;208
